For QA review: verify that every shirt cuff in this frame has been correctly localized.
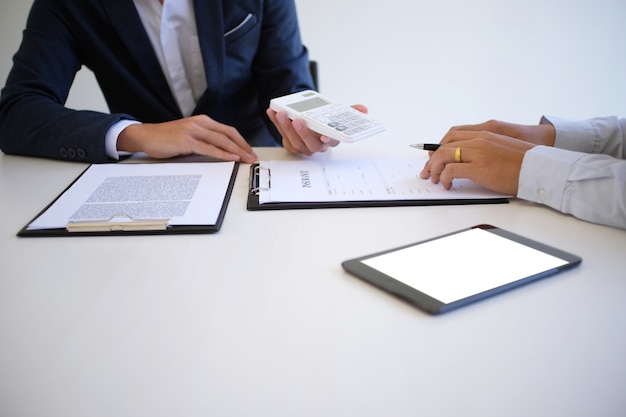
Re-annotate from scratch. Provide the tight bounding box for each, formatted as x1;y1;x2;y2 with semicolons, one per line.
105;120;142;160
518;145;586;211
540;115;597;153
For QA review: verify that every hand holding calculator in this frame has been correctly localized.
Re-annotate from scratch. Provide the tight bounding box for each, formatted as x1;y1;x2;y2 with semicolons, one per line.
269;90;385;143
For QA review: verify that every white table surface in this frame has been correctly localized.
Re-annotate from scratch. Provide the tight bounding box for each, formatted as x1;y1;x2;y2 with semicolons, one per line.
1;146;625;417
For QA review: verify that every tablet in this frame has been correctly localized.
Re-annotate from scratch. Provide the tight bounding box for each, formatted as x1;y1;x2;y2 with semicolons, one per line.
342;225;582;314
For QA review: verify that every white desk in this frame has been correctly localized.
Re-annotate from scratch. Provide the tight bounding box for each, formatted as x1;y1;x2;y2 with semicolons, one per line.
1;146;625;417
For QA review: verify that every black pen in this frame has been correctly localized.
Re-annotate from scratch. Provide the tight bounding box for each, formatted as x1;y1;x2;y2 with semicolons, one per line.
410;143;440;151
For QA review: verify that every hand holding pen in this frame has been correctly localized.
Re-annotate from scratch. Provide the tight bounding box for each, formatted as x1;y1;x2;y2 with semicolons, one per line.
412;132;533;196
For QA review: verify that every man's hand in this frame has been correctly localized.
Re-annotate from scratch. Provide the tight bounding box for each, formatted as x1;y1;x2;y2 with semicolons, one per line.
267;104;369;155
441;119;556;147
420;132;535;195
117;115;257;163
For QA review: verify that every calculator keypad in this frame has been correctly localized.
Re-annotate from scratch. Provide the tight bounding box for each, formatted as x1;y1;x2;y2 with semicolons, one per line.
306;103;379;137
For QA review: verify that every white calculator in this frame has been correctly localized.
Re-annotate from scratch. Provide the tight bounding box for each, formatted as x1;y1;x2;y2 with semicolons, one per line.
269;90;385;143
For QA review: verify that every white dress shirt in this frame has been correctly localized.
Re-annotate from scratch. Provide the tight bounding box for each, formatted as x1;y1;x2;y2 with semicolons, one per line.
518;115;626;229
133;0;206;116
106;0;206;159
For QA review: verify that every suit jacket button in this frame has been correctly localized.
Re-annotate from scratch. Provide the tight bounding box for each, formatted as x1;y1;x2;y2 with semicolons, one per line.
67;148;77;158
77;148;86;159
60;147;68;158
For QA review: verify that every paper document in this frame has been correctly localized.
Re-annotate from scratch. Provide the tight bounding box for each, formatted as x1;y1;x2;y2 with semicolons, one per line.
27;162;236;230
257;159;508;204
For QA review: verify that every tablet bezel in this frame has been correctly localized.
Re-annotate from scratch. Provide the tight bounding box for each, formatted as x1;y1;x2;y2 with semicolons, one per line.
341;224;582;315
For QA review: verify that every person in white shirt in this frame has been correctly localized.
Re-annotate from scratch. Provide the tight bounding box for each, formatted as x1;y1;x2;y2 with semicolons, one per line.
419;116;626;230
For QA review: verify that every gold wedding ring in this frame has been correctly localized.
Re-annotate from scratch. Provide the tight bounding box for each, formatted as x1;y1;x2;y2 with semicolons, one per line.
454;147;462;162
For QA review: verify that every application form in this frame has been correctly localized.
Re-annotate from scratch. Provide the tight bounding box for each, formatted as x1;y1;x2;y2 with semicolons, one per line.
257;159;508;204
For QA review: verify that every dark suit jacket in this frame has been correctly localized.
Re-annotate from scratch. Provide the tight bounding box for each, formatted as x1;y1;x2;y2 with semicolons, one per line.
0;0;314;162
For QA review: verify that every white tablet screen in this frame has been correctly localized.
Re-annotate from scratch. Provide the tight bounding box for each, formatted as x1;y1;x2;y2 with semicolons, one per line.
361;228;568;304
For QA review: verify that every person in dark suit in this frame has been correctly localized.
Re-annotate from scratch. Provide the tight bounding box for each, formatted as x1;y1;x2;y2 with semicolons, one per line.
0;0;339;163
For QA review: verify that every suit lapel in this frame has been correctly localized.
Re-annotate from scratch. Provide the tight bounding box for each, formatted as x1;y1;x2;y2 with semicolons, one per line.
100;0;181;117
193;0;225;114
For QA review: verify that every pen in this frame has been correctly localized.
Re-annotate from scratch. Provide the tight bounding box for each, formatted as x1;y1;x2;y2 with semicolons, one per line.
410;143;440;151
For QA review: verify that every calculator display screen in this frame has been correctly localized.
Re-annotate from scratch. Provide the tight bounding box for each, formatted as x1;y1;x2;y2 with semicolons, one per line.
288;97;330;112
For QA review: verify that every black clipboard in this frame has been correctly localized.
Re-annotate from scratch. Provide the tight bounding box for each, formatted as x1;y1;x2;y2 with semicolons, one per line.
246;163;509;210
18;162;239;237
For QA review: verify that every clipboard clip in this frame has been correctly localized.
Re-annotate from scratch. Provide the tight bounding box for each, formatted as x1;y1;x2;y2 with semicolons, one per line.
66;213;170;233
249;164;270;196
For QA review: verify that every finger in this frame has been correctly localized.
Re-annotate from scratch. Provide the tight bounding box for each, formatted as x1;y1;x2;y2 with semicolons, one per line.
195;132;257;163
440;129;485;145
423;151;448;184
351;104;368;114
445;120;506;137
430;146;474;188
273;110;331;155
441;121;510;145
188;131;256;162
275;112;312;155
266;109;290;146
191;117;257;162
190;143;251;162
266;108;290;141
271;112;306;153
441;120;527;146
420;145;460;182
419;151;441;180
199;117;256;154
439;162;473;190
419;159;433;180
292;118;332;153
320;135;340;146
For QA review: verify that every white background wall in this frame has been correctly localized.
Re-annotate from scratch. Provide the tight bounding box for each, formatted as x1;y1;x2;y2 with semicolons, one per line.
1;0;625;145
